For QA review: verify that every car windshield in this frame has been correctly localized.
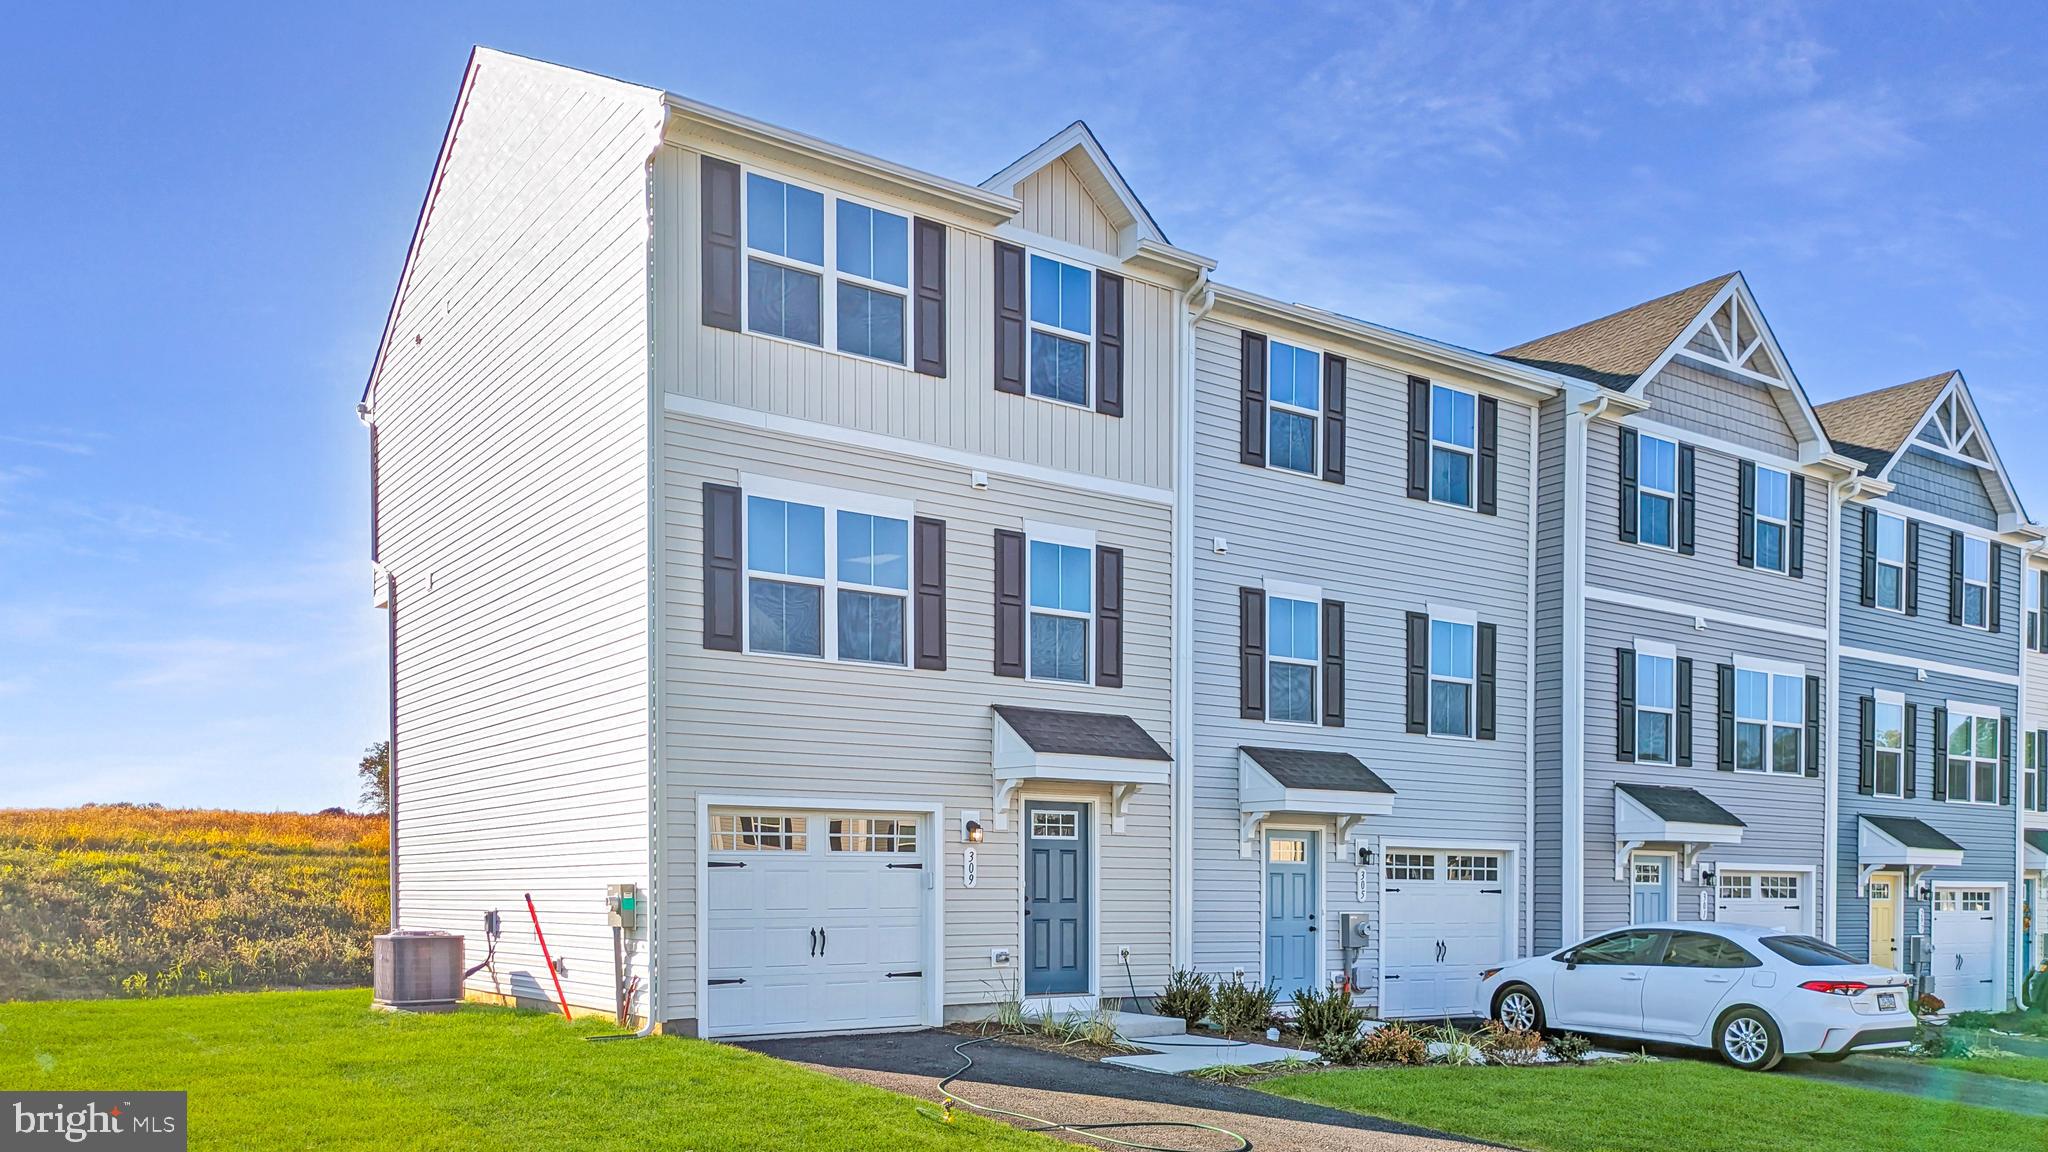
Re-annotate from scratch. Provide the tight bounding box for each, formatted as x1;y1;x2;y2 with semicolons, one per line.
1760;935;1859;966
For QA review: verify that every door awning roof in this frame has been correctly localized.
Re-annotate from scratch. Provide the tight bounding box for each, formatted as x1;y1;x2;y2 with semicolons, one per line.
1237;746;1395;859
1613;783;1744;881
1857;815;1965;890
2025;828;2048;873
991;705;1171;832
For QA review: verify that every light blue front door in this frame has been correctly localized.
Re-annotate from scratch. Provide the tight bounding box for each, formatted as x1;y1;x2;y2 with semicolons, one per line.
1631;855;1673;923
1024;802;1089;996
1265;831;1318;999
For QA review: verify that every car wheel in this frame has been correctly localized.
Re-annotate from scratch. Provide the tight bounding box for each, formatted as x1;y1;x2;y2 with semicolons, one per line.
1494;984;1544;1033
1715;1008;1782;1072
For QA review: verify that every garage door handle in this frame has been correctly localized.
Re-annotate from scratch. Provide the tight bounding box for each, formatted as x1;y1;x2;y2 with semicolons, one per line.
819;927;826;955
887;862;923;870
1482;888;1503;894
709;861;745;869
810;928;819;957
709;978;744;987
885;970;923;979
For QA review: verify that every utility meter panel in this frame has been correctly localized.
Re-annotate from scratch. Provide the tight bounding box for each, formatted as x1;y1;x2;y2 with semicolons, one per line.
606;884;639;930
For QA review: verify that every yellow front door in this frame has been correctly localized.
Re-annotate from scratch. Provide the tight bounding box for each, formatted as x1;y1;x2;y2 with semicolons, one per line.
1869;874;1902;969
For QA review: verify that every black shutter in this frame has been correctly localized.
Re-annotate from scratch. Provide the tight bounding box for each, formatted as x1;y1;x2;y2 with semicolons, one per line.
1476;621;1497;740
1239;588;1266;720
1932;705;1949;801
912;218;947;377
1990;542;2006;633
1477;396;1499;514
1857;697;1875;795
913;516;947;670
1406;376;1431;500
1858;507;1878;607
1717;664;1736;772
1616;648;1636;761
1737;460;1757;568
1094;271;1124;417
2002;715;2015;805
1788;474;1807;578
1675;657;1694;766
992;241;1026;395
1239;332;1268;467
993;529;1026;677
1322;599;1346;728
1804;675;1822;776
1322;354;1347;484
702;483;743;651
1094;547;1123;687
1905;520;1921;616
1948;530;1965;626
1904;703;1919;797
2040;573;2048;652
1678;444;1697;555
1618;427;1639;544
700;157;742;332
1404;611;1429;733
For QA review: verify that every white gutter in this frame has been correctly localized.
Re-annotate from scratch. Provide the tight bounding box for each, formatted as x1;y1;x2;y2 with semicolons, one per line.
1170;273;1214;970
634;134;667;1038
1524;401;1540;955
1822;476;1844;942
2018;542;2041;1008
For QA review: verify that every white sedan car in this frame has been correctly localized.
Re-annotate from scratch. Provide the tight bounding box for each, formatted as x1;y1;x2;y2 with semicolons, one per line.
1476;922;1915;1071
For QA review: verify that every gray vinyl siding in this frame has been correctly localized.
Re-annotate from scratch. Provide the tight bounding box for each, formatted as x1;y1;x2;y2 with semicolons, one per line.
1638;360;1800;456
1532;396;1568;949
1583;606;1829;933
1887;448;2002;530
1838;502;2020;675
1188;313;1538;1003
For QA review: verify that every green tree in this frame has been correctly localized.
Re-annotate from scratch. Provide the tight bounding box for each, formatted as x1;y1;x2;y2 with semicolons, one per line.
357;741;391;814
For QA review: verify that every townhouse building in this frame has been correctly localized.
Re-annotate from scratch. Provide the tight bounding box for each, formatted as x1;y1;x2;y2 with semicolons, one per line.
2028;549;2048;986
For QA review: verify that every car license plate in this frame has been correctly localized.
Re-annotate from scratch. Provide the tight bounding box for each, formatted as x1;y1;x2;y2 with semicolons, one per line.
1877;992;1899;1012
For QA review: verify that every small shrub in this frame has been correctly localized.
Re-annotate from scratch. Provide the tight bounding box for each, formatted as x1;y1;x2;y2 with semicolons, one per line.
1910;1019;1972;1058
1546;1031;1595;1064
1478;1020;1545;1066
1190;1063;1264;1084
1421;1024;1486;1065
981;974;1026;1033
1213;976;1280;1037
1156;967;1214;1027
1948;1010;1995;1031
1357;1021;1430;1066
1079;997;1123;1047
1291;979;1363;1045
1315;1031;1367;1065
2027;970;2048;1009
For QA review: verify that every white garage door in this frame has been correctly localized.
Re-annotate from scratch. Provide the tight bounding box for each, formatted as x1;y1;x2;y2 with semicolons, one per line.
1380;850;1510;1020
1930;887;1999;1013
1714;871;1809;934
704;810;929;1037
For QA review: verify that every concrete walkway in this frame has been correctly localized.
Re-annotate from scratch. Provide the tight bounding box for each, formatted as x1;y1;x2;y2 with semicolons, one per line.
742;1029;1492;1152
1785;1055;2048;1116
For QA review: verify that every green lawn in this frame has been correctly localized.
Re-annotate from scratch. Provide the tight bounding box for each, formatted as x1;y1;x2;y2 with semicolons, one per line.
1262;1061;2047;1152
0;990;1052;1151
1928;1052;2048;1085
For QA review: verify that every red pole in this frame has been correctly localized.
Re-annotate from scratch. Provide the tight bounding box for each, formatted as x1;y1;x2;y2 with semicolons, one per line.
524;893;574;1022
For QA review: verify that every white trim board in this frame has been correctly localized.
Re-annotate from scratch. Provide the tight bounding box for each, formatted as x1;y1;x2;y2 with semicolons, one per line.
1837;645;2022;687
1585;584;1827;641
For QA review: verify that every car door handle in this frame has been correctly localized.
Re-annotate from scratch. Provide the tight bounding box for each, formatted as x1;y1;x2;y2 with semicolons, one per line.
1705;976;1732;984
1620;973;1644;982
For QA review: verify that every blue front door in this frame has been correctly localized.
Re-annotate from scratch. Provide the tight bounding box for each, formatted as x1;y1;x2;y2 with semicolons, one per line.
1024;803;1089;995
1266;831;1318;999
1631;855;1673;923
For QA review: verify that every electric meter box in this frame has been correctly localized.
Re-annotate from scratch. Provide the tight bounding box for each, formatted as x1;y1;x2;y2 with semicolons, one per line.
607;884;639;930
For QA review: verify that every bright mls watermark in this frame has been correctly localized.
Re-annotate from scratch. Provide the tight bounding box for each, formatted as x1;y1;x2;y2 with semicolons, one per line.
7;1093;185;1149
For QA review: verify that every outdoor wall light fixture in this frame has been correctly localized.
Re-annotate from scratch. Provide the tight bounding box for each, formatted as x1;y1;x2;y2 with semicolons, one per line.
1355;845;1374;867
961;813;984;843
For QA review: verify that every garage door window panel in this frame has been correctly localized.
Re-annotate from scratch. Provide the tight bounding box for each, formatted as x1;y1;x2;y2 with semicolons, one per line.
1446;854;1500;882
712;814;808;851
1386;853;1436;881
828;817;919;853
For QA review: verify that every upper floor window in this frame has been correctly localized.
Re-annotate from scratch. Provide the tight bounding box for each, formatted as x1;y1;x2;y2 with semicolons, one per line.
1874;513;1907;612
1636;434;1679;550
1735;663;1803;774
743;173;911;365
1267;595;1320;724
1429;385;1477;507
1873;696;1905;798
1752;465;1791;573
1961;535;1991;628
834;201;909;363
1946;709;1998;804
1429;616;1476;737
1028;255;1092;406
2024;729;2044;813
745;494;910;664
1267;340;1321;475
1027;537;1092;682
1635;649;1676;764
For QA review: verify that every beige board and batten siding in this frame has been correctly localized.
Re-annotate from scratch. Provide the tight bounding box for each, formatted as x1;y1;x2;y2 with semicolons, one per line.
374;51;665;1017
1016;157;1121;256
656;413;1175;1028
652;141;1178;491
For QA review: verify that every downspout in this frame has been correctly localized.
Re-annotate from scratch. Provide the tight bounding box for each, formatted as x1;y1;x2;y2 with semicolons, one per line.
359;401;397;930
634;132;667;1037
1524;399;1540;957
2017;541;2040;1008
1171;272;1214;970
1561;394;1609;944
1822;475;1845;942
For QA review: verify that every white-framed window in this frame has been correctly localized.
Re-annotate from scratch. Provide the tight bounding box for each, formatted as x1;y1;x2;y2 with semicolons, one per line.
1961;535;1991;628
827;816;919;853
1753;465;1792;573
711;814;808;851
1267;339;1321;475
742;170;912;366
1874;512;1907;612
1633;859;1665;887
1266;591;1320;725
1268;836;1308;863
1637;433;1679;550
1428;611;1476;738
1935;889;1994;913
744;482;912;665
1760;875;1800;901
1635;643;1677;764
1429;384;1477;507
1873;693;1905;798
1719;874;1753;900
1735;660;1804;774
1446;854;1500;882
1030;809;1079;839
1386;852;1436;881
1028;253;1092;406
2026;729;2045;813
1026;527;1093;683
1946;706;1999;804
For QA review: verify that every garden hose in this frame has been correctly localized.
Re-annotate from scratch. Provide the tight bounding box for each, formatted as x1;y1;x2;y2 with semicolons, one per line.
916;1032;1251;1152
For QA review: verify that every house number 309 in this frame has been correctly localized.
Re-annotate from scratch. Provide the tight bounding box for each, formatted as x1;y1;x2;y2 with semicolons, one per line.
963;847;978;888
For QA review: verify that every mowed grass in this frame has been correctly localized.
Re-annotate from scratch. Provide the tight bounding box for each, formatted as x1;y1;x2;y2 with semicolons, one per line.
0;990;1053;1151
1929;1052;2048;1085
1261;1061;2047;1152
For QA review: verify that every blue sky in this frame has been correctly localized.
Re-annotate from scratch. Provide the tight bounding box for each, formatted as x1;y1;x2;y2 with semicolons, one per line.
3;3;2043;811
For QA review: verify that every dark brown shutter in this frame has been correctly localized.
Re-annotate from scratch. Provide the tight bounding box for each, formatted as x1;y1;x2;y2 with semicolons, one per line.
1990;542;2006;633
700;157;742;332
913;516;947;670
1618;427;1639;544
1859;507;1878;607
1857;697;1875;795
1476;621;1497;740
1675;657;1694;766
1677;445;1697;555
1737;460;1757;568
1322;599;1346;727
1094;271;1124;416
1904;703;1919;797
1804;675;1822;776
992;241;1026;395
1322;354;1347;484
1788;474;1807;578
1405;377;1430;500
1905;520;1921;616
993;529;1026;676
1239;588;1266;720
912;218;947;377
1477;396;1499;514
2039;573;2048;652
1615;648;1636;761
1094;547;1123;687
1716;664;1736;771
1239;332;1267;467
1932;705;1949;800
1404;611;1429;733
2002;714;2015;804
1948;530;1966;625
702;483;743;651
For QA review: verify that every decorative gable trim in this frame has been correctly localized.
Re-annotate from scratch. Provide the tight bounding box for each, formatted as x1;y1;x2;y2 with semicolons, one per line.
1881;371;2030;525
983;121;1167;246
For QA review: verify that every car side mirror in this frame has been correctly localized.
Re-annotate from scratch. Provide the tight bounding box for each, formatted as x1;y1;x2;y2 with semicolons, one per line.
1558;951;1577;969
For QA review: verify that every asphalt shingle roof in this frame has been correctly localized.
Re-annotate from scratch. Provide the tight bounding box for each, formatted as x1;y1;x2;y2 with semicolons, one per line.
1498;274;1738;392
1813;373;1953;474
2026;829;2048;856
1239;746;1396;794
991;705;1171;761
1615;783;1745;828
1862;814;1965;853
